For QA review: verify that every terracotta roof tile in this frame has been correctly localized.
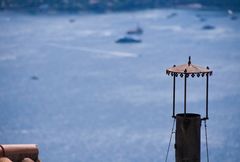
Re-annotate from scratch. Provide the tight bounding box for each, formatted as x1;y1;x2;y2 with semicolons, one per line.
0;144;39;162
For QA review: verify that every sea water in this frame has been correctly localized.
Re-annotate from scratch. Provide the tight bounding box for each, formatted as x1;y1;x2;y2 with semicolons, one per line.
0;9;239;162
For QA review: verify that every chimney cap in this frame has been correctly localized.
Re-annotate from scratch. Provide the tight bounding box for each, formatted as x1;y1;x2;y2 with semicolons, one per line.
166;56;212;77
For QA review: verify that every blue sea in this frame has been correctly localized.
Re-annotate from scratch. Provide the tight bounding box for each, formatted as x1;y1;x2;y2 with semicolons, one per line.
0;8;239;162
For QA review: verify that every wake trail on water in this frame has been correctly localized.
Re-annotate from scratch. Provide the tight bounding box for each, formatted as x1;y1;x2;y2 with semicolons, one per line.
48;43;138;58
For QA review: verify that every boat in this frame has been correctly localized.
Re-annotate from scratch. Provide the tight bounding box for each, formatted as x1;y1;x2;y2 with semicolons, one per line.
115;36;141;43
230;15;238;20
166;13;177;19
202;25;215;30
126;26;143;35
228;9;238;20
195;14;207;22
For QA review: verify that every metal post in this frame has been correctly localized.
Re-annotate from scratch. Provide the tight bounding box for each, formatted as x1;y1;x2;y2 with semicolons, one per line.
173;74;176;118
184;73;187;116
206;74;209;119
